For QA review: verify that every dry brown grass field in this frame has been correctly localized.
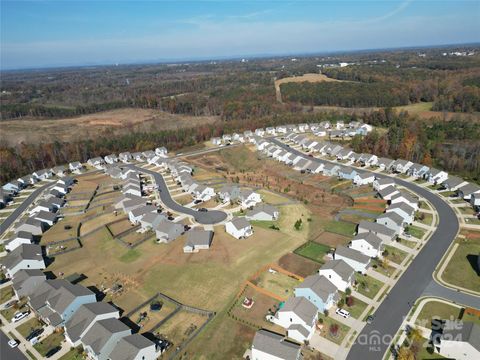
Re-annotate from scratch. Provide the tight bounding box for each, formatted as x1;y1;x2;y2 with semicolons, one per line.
0;108;218;145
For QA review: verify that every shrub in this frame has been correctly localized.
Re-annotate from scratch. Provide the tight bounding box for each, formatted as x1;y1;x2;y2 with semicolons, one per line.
346;296;355;307
329;323;339;337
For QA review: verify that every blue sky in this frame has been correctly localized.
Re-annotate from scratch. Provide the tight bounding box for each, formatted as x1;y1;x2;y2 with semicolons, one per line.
1;0;479;69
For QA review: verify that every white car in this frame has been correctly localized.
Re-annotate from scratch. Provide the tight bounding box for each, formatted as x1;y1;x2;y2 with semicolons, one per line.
8;339;19;348
336;308;350;319
12;311;29;323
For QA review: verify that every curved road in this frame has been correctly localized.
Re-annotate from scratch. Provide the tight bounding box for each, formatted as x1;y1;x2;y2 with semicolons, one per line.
0;182;53;236
269;139;476;360
127;165;228;225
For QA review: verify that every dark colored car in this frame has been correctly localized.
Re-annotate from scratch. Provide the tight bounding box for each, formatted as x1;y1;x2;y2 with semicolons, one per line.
198;208;208;212
366;315;374;324
46;346;61;358
26;328;44;341
194;199;202;204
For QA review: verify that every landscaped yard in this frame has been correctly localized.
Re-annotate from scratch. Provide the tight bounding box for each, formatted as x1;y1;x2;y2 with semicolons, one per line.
371;258;397;277
253;271;300;299
129;298;179;332
416;212;433;226
338;293;368;319
415;301;462;328
383;245;409;265
294;241;331;263
317;315;351;345
0;298;29;322
0;285;14;304
405;225;426;239
16;317;44;338
33;331;65;357
323;220;357;237
398;238;418;249
355;273;384;299
442;237;480;293
58;347;84;360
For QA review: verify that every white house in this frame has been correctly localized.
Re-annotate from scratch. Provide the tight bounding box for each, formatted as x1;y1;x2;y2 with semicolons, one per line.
385;202;415;224
104;154;118;164
155;146;168;157
437;322;480;360
119;152;133;163
274;297;318;343
373;177;396;191
378;185;399;200
376;212;405;235
5;231;34;252
225;217;253;239
192;185;216;202
333;246;370;274
357;220;396;243
2;244;45;278
69;162;83;173
128;205;158;225
87;157;105;169
392;160;413;174
318;260;355;292
350;233;384;258
425;168;448;185
390;191;419;211
183;229;213;253
245;204;280;221
109;334;158;360
255;128;266;137
238;189;262;208
353;173;375;186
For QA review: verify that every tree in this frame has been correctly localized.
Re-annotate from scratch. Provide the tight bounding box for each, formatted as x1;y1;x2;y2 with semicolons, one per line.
294;218;303;230
345;287;352;296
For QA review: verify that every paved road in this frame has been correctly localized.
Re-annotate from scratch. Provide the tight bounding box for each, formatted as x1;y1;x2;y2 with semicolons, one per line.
127;165;228;225
0;330;27;360
270;139;466;360
0;182;53;236
423;280;480;309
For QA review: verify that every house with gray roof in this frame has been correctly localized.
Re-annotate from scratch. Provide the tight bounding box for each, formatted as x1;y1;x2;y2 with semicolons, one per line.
441;176;467;191
2;244;45;278
407;163;430;178
15;217;45;236
457;183;480;201
378;185;399;200
5;231;34;252
275;296;318;343
34;210;57;226
109;333;157;360
128;205;158;225
294;274;339;312
65;302;120;347
218;185;240;203
350;232;384;258
69;162;83;173
386;202;415;224
376;212;405;235
29;279;96;327
154;220;184;243
376;158;395;171
357;220;396;243
183;229;213;253
437;321;480;359
390;191;419;210
392;159;413;174
318;260;355;292
139;212;167;230
251;329;301;360
334;246;370;274
12;269;46;300
245;204;279;221
81;318;132;360
225;217;253;239
425;168;448;185
322;163;341;177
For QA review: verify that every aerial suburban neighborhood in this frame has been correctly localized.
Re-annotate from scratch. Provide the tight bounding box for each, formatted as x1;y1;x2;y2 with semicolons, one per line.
1;1;480;359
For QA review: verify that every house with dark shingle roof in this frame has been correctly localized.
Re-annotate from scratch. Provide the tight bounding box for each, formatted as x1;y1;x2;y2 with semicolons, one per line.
334;246;371;274
225;217;253;239
350;232;384;258
183;229;213;253
5;231;34;252
318;259;355;292
81;318;132;360
245;204;279;221
437;321;480;359
376;212;405;235
64;302;120;347
357;220;396;243
275;296;318;343
12;269;46;300
251;329;301;360
108;333;158;360
294;274;339;312
154;220;184;243
2;244;45;278
385;202;415;224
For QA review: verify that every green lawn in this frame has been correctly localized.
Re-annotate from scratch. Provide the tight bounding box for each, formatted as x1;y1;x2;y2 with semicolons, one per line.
33;331;64;357
442;237;480;293
439;191;455;198
371;258;397;277
251;220;278;230
415;338;446;359
339;293;368;319
416;212;433;226
0;285;14;304
323;220;357;237
355;273;384;299
405;225;426;239
317;315;351;345
16;317;44;338
58;347;84;360
398;238;418;249
415;301;462;328
0;299;29;322
119;248;142;263
294;241;331;263
383;245;409;265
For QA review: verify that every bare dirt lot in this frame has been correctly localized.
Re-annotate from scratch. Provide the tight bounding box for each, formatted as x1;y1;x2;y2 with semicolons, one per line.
0;108;219;145
275;73;345;102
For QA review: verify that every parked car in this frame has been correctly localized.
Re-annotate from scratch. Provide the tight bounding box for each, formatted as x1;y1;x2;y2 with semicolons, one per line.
366;315;375;324
198;208;208;212
8;339;19;348
46;346;61;358
12;311;29;323
26;328;44;341
335;308;350;319
3;300;17;309
194;199;202;204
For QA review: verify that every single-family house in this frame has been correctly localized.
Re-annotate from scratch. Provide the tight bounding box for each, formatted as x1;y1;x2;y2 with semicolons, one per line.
109;334;158;360
119;152;133;163
378;185;399;200
69;162;83;173
457;183;480;201
245;204;279;221
33;169;53;181
238;189;262;208
407;163;430;179
376;158;395;171
293;158;311;171
3;181;21;194
294;274;339;312
218;185;240;204
357;220;396;243
51;165;67;177
392;160;413;174
390;191;419;210
192;184;215;201
16;217;45;236
376;212;405;235
441;176;467;192
139;212;166;231
154;221;184;243
128;205;157;225
11;269;46;300
275;296;318;343
34;210;57;227
251;329;301;360
5;231;34;252
81;318;132;360
104;154;118;164
333;246;370;274
318;260;355;292
358;154;378;167
350;233;384;258
323;164;341;177
131;152;144;162
155;146;168;157
87;157;105;169
225;217;253;239
373;177;395;191
183;229;213;253
425;168;449;185
354;173;375;186
338;167;358;180
2;244;45;278
471;192;480;208
64;302;120;348
437;321;480;360
255;128;265;137
336;148;354;160
385;202;415;224
18;175;37;186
